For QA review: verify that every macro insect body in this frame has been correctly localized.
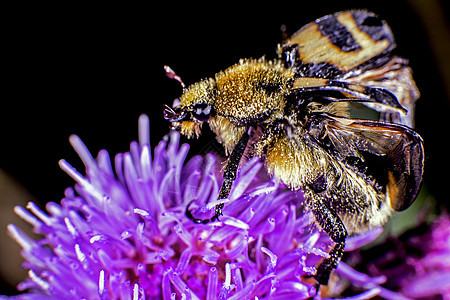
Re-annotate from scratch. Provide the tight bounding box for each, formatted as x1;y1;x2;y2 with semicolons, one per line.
163;10;424;285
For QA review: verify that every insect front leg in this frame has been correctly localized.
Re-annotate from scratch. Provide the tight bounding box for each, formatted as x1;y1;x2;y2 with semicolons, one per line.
186;129;250;224
310;196;348;285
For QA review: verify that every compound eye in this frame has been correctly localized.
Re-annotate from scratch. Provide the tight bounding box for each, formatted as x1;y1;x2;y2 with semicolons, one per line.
192;103;214;121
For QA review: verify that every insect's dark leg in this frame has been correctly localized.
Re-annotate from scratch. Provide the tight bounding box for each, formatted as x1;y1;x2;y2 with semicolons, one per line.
186;130;250;224
310;198;348;285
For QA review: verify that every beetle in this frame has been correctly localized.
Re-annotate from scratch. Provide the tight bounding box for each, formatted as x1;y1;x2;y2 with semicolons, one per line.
163;10;424;285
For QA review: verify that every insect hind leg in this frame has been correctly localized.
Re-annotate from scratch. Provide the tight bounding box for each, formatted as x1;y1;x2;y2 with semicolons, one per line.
310;196;348;285
315;240;346;285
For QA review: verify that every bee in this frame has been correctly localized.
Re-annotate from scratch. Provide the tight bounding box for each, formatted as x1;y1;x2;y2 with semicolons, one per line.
163;10;424;285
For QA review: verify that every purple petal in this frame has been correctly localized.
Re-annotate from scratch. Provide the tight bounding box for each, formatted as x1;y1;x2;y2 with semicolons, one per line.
402;271;450;298
344;227;383;251
336;262;386;286
206;267;218;300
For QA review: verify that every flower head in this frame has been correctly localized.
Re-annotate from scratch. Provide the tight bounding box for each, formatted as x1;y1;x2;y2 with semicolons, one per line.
7;115;418;299
351;212;450;299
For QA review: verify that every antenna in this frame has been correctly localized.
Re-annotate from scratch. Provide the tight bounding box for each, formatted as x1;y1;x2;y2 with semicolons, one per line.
164;65;185;88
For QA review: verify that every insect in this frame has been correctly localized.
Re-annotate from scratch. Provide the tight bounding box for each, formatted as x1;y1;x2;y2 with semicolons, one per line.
163;10;424;286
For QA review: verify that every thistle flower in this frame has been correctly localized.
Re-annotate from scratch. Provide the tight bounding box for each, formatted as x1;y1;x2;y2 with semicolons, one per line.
6;115;414;299
352;212;450;299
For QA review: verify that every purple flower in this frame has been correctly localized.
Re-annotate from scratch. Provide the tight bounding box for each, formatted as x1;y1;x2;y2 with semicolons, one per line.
6;115;414;299
350;213;450;299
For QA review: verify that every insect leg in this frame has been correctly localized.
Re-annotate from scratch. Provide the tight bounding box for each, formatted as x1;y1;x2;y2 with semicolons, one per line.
186;130;250;224
311;198;348;285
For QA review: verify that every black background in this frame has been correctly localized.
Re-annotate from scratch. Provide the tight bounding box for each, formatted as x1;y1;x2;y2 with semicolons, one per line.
1;0;449;295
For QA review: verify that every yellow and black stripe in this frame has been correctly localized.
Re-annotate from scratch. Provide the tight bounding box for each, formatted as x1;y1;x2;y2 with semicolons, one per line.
281;10;395;78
